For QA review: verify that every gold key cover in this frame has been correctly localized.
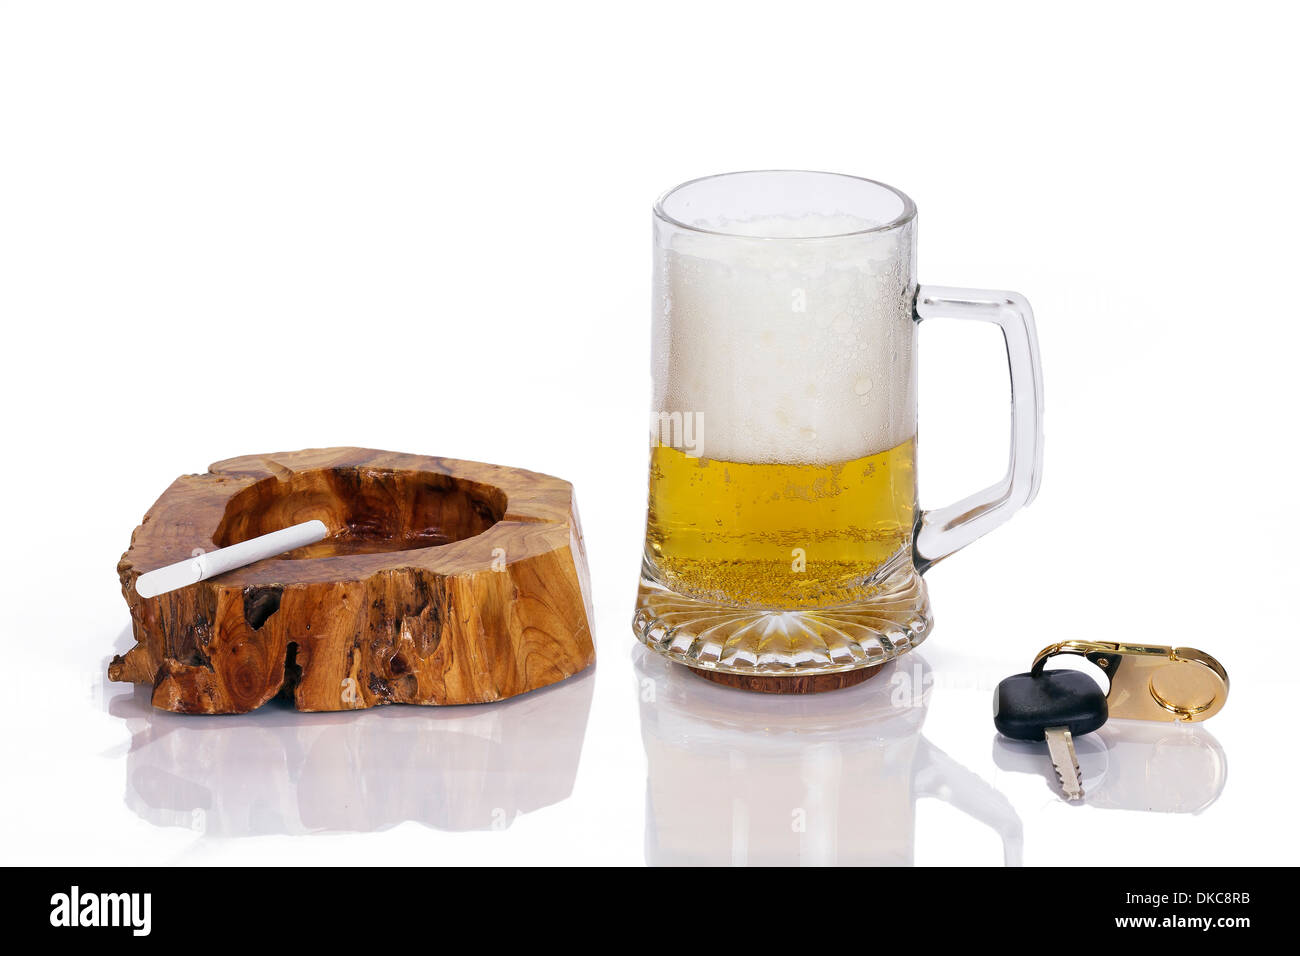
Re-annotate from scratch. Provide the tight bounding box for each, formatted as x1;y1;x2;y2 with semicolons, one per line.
1031;641;1228;722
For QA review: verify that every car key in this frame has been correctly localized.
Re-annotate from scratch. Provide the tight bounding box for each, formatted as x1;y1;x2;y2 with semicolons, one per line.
993;669;1108;801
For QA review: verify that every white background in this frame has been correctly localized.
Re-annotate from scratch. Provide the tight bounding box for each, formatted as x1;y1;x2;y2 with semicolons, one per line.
1;1;1296;866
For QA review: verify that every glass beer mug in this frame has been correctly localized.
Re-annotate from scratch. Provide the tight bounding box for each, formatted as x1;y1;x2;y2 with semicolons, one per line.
633;171;1043;685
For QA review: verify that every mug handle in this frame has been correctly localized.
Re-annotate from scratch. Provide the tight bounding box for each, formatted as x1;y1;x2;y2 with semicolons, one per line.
912;285;1044;572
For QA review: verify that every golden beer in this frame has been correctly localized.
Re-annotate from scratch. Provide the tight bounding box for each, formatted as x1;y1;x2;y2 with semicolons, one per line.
645;438;916;607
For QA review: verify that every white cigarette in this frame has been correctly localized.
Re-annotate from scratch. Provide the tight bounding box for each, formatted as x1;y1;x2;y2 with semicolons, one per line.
134;519;328;598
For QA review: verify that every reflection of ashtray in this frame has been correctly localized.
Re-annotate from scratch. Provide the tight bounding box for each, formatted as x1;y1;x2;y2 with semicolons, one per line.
110;665;595;835
109;447;595;713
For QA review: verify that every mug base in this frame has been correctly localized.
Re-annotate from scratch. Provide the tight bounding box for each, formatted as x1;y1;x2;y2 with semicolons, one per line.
632;559;932;692
688;664;884;694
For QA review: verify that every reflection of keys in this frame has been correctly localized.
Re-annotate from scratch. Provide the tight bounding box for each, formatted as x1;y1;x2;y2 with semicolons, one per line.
994;670;1108;802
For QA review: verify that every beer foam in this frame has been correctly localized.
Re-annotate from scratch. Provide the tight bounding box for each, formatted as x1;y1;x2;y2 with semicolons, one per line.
653;215;917;465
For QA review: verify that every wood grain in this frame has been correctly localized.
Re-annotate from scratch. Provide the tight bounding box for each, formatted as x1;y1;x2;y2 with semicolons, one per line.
110;448;595;713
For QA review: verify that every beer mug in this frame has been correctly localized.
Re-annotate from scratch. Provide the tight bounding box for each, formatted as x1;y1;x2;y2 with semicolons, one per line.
633;171;1043;684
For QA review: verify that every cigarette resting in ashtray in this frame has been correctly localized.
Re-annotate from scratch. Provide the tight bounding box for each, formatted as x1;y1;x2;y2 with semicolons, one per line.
134;519;328;598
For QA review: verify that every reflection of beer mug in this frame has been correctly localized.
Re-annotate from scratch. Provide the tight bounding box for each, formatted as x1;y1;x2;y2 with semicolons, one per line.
633;171;1043;683
636;648;1023;865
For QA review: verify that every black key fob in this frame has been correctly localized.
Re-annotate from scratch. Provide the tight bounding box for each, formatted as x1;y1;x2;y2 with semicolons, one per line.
993;670;1108;741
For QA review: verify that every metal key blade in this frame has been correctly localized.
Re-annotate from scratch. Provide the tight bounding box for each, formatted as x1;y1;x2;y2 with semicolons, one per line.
1044;726;1083;801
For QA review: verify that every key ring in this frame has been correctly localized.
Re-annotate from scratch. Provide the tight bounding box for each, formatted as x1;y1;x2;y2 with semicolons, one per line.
1031;640;1229;723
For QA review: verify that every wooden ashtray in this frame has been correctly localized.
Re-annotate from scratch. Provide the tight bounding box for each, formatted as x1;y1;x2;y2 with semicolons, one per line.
110;448;595;714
